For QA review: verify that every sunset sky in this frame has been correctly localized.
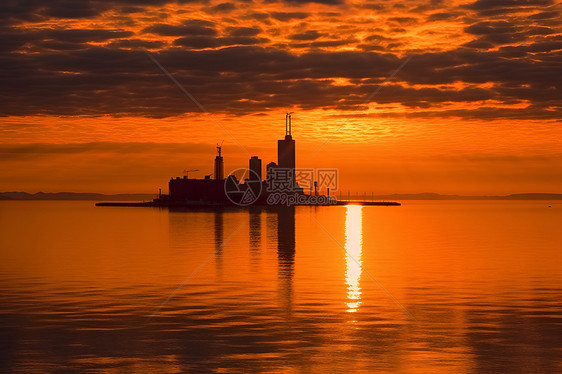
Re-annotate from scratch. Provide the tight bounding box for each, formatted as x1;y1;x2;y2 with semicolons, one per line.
1;0;561;194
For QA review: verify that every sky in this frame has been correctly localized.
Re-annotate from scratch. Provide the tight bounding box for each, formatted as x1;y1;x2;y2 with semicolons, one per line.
1;0;561;195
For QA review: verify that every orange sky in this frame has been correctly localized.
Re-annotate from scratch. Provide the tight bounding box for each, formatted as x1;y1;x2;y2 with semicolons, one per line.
1;0;561;194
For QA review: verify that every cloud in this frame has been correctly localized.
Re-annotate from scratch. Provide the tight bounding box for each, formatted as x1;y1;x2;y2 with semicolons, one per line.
0;0;561;121
0;39;560;119
387;17;419;25
0;142;212;160
290;39;355;48
464;0;554;13
43;28;135;43
386;107;562;120
208;2;236;13
143;20;217;36
269;12;310;21
276;0;343;4
465;21;518;35
0;0;182;23
529;10;560;20
0;26;134;51
288;30;323;40
226;26;262;37
427;12;460;21
108;38;166;49
173;36;269;48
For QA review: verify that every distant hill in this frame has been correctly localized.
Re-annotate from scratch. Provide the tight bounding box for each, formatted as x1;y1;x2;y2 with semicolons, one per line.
498;193;562;200
0;192;156;201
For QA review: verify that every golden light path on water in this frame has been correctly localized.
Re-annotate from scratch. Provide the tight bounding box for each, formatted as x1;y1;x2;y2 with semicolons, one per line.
345;205;363;314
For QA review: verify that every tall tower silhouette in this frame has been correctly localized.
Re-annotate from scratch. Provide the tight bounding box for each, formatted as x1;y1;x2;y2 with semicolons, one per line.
214;142;224;180
249;156;262;181
278;113;296;185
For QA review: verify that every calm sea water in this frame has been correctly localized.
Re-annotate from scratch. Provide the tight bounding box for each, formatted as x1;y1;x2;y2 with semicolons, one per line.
0;201;560;373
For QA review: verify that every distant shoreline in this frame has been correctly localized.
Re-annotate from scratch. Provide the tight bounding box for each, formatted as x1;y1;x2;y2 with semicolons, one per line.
1;192;561;201
0;192;156;201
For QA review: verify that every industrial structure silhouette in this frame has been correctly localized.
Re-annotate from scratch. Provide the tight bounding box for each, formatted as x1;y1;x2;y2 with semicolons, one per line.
97;114;399;207
161;113;305;206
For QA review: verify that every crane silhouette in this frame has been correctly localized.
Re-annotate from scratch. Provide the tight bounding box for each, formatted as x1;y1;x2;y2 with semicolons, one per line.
183;169;199;178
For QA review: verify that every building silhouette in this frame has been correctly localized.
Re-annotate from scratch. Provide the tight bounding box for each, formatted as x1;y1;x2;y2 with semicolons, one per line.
249;156;262;181
214;143;224;181
151;114;311;206
97;113;400;208
277;113;296;184
266;161;277;182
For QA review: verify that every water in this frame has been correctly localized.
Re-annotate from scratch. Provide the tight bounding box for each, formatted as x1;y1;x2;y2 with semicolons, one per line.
0;201;560;373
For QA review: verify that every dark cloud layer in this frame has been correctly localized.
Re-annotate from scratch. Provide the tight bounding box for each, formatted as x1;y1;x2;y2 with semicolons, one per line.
0;0;561;120
1;0;340;23
1;0;180;23
289;30;323;40
0;142;212;160
1;41;560;118
143;20;217;36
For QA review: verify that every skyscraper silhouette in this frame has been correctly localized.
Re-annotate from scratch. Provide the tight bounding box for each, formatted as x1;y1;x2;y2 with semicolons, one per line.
278;113;295;170
249;156;262;181
214;143;224;181
278;113;296;186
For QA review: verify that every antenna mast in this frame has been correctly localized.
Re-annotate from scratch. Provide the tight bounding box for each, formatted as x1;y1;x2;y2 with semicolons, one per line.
216;140;224;157
214;140;224;180
285;112;294;136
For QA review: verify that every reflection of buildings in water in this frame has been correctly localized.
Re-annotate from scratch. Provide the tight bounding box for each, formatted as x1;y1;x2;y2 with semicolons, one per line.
248;207;262;269
168;206;295;316
167;208;226;280
277;206;295;317
214;209;224;280
345;205;363;313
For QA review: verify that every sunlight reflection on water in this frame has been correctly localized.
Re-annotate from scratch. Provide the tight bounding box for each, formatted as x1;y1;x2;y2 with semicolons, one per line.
345;205;363;314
